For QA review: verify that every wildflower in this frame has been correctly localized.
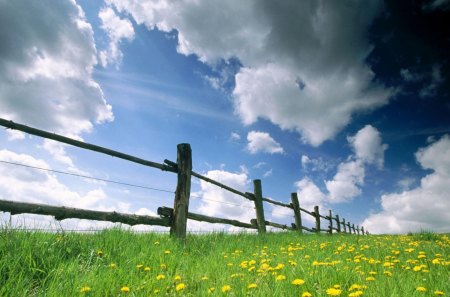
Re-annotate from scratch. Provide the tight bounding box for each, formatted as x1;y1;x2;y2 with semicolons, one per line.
349;291;364;297
174;275;182;281
275;275;286;281
164;250;171;254
80;286;91;293
201;276;209;281
176;283;186;292
154;289;160;294
326;288;341;295
383;271;392;277
349;284;363;291
208;287;215;293
416;287;427;292
144;267;151;271
247;283;257;289
136;264;143;269
291;278;305;286
96;250;103;257
302;292;313;297
160;264;167;269
120;286;130;293
156;274;165;280
221;285;231;293
434;291;444;295
109;263;117;269
432;258;441;265
365;277;375;281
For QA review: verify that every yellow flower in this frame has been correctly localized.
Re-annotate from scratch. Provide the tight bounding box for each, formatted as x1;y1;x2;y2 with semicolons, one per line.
175;283;186;292
302;292;313;297
164;250;171;254
80;286;91;293
349;291;364;297
96;250;103;257
136;264;143;269
434;291;445;295
156;274;165;280
120;286;130;293
144;267;151;271
174;275;182;281
208;287;215;293
275;275;286;281
109;263;117;269
221;285;231;293
326;288;341;295
247;283;257;289
416;287;427;292
201;276;209;281
365;276;375;281
292;278;305;285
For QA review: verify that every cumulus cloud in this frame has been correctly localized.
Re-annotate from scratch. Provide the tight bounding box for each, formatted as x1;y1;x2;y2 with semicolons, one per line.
98;6;135;67
348;125;388;168
108;0;392;146
229;132;241;141
325;160;365;203
194;169;255;226
0;0;113;139
246;131;284;154
363;135;450;234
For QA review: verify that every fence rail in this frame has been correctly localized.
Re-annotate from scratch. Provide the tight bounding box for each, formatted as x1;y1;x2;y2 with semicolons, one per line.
0;118;369;240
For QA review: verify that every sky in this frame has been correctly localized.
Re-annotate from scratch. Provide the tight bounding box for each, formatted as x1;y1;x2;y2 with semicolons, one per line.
0;0;449;234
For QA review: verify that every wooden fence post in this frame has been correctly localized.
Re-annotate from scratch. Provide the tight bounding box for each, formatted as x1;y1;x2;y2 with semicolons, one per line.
314;206;320;233
335;215;341;233
347;221;351;234
361;226;365;235
290;193;302;234
170;143;192;240
351;223;355;234
253;179;266;234
328;210;333;234
342;218;346;233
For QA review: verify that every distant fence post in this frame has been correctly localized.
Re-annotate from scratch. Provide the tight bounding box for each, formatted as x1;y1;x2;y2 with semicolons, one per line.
335;215;341;233
253;179;266;234
314;206;320;233
356;225;360;235
342;218;346;233
361;226;365;235
347;221;351;233
328;210;333;234
170;143;192;240
290;193;302;234
351;223;355;234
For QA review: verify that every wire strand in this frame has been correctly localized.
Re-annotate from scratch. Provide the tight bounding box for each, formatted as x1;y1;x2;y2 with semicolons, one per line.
0;160;174;193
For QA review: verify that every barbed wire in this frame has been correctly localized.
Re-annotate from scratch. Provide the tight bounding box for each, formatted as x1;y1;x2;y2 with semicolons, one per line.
0;159;174;193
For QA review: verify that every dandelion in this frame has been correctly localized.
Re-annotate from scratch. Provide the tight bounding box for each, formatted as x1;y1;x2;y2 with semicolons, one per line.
201;276;209;281
349;291;364;297
136;264;143;269
176;283;186;292
302;292;313;297
208;287;215;293
144;266;151;271
326;288;341;296
120;286;130;293
221;285;231;293
174;275;182;281
80;286;91;293
247;283;257;289
365;277;375;281
434;291;444;295
109;263;117;269
416;287;427;292
164;250;171;254
96;250;103;257
275;275;286;281
156;274;165;280
291;278;305;286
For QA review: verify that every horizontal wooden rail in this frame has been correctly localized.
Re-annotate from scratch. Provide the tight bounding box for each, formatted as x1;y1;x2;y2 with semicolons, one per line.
0;199;171;227
299;207;315;217
158;207;256;229
300;225;314;232
251;219;293;230
0;119;175;173
189;171;253;201
261;197;292;209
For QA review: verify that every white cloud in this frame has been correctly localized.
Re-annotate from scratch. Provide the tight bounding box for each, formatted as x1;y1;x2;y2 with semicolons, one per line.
263;169;273;178
98;6;135;67
347;125;388;169
246;131;284;154
325;160;365;203
301;154;335;173
108;0;392;146
397;177;416;190
363;135;450;234
5;130;26;141
194;169;254;226
0;0;113;144
229;132;241;141
296;177;327;224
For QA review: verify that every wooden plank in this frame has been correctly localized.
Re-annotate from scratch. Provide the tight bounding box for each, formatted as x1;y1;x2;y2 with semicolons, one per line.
190;171;252;201
262;197;292;208
0;118;175;172
0;199;170;227
314;206;320;233
253;179;266;234
158;207;256;229
264;220;293;230
290;193;302;234
171;144;192;240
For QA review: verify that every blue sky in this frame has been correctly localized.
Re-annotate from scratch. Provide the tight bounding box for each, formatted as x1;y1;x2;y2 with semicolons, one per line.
0;0;449;234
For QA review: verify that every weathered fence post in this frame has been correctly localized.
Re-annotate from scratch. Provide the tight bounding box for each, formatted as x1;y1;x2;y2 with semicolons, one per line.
347;221;351;233
170;143;192;240
342;218;346;233
328;210;333;234
335;215;341;233
361;226;365;235
253;179;266;234
351;223;355;234
290;193;303;234
314;206;320;233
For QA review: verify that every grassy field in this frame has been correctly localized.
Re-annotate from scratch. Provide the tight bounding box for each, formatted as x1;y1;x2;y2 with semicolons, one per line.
0;228;448;296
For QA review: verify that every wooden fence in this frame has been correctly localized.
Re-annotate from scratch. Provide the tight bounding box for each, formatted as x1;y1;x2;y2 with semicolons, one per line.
0;118;368;240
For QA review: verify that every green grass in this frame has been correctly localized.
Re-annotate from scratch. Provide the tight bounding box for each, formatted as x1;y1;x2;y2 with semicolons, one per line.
0;228;448;296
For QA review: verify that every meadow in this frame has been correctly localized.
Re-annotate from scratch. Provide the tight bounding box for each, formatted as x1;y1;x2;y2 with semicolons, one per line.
0;228;448;296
